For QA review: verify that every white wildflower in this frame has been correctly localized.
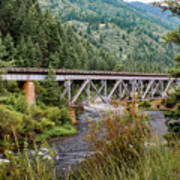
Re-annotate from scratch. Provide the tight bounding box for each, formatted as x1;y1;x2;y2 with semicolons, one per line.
38;151;44;156
129;144;133;148
40;147;49;153
43;155;52;160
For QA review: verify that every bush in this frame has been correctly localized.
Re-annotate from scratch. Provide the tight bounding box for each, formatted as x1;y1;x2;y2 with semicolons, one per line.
59;107;72;124
165;96;176;108
35;124;77;142
138;100;151;108
6;93;28;113
28;105;45;121
45;106;72;125
5;81;20;93
0;106;23;139
44;107;62;126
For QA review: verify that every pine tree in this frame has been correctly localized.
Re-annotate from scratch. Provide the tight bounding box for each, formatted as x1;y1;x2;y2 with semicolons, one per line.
0;32;13;67
37;66;61;106
3;33;17;61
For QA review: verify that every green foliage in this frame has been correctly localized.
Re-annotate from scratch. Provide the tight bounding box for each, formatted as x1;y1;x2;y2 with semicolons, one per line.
138;100;151;108
36;68;61;106
0;0;117;70
6;93;28;113
40;0;180;72
68;104;180;180
45;106;72;126
68;143;180;180
0;106;23;139
35;124;77;142
0;93;75;146
85;106;151;169
0;142;56;180
155;1;180;139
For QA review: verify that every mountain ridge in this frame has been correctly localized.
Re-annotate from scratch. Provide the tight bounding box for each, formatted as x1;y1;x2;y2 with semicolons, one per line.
39;0;180;72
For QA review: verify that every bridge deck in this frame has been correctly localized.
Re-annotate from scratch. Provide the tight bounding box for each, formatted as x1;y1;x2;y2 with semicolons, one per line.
1;68;178;105
5;68;169;77
1;68;172;81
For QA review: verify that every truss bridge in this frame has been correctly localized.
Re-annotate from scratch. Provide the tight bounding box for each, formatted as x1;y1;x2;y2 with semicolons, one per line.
2;68;180;106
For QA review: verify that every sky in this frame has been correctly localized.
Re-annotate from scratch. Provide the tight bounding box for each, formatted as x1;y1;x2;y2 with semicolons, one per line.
124;0;161;3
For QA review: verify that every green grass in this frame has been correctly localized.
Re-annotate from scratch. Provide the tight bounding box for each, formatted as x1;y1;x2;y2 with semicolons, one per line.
67;144;180;180
67;103;180;180
35;124;77;142
0;142;57;180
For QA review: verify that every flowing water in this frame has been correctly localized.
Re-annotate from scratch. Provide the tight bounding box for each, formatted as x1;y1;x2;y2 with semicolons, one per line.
50;109;168;178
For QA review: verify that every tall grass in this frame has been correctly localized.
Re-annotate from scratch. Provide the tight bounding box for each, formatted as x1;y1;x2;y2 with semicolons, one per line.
67;103;180;180
0;136;57;180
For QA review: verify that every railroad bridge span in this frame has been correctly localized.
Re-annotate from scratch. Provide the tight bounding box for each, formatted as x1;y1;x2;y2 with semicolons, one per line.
2;68;180;106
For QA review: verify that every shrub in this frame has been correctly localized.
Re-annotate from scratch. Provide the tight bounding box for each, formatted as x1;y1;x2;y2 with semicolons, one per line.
45;106;72;125
35;124;77;142
138;100;151;108
45;107;62;126
0;106;23;139
22;115;55;139
5;81;20;93
165;96;176;108
59;107;72;124
28;105;45;121
6;93;28;113
68;105;180;180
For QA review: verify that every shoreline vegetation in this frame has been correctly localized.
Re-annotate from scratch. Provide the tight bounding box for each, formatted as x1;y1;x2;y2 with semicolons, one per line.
0;0;179;179
67;105;180;180
1;98;180;179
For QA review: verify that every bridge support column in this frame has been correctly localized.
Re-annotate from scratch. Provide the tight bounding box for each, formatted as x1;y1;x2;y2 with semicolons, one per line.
24;80;36;106
69;105;77;125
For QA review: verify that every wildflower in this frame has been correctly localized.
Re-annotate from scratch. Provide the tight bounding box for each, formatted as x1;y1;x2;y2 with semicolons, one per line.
40;147;49;153
129;144;133;148
43;155;52;160
38;151;44;156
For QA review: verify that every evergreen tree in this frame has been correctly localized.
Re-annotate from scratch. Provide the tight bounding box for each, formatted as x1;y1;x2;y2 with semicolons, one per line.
3;33;17;61
37;66;61;106
0;0;117;70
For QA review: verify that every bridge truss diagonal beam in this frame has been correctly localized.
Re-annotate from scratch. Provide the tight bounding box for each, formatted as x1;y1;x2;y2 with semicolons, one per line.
71;80;90;104
162;78;175;98
142;80;154;99
93;80;107;101
90;81;107;104
107;80;121;101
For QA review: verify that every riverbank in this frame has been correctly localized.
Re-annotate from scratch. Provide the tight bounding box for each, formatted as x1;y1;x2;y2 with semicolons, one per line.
51;110;169;178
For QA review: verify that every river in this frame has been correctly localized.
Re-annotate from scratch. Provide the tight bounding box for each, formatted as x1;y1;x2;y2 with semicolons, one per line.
50;110;168;178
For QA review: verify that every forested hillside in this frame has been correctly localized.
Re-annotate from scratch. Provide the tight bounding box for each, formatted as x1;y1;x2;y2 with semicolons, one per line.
0;0;117;70
129;1;179;28
0;0;179;72
39;0;180;72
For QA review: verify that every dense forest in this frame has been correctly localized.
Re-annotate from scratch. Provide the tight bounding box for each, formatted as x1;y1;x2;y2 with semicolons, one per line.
39;0;180;72
0;0;118;70
0;0;179;72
